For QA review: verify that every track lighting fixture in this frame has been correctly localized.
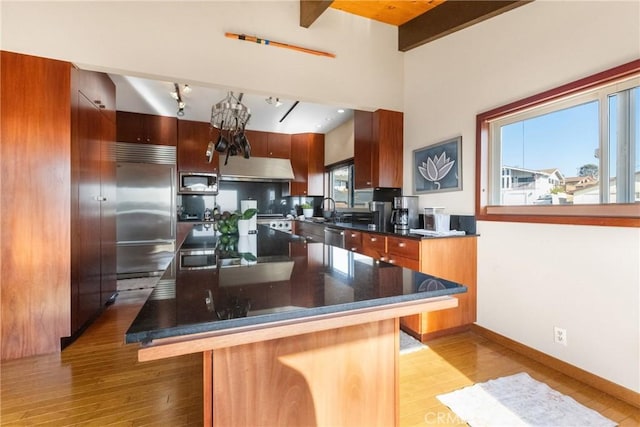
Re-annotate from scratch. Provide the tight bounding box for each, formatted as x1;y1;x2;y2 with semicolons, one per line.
171;83;190;117
266;96;282;107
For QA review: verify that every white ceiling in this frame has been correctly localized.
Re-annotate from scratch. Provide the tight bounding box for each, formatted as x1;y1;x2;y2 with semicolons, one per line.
109;74;353;134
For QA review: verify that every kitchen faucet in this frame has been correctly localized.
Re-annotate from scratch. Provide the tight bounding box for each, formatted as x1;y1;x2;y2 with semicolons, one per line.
322;197;336;220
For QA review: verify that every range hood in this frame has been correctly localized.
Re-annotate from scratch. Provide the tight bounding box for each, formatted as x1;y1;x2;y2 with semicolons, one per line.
219;156;295;182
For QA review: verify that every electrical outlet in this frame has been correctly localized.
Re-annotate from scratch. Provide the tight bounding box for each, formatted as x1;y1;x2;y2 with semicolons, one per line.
554;326;567;346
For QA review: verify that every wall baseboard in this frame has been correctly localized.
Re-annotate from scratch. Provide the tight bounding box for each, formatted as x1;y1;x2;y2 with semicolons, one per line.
470;324;640;409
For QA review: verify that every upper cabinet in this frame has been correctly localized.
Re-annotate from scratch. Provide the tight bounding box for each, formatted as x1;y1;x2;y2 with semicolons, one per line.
248;131;291;158
116;111;177;146
290;133;324;196
354;109;403;189
177;119;219;174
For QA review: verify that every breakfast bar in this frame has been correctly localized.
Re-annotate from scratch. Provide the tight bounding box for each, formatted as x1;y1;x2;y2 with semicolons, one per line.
126;225;467;426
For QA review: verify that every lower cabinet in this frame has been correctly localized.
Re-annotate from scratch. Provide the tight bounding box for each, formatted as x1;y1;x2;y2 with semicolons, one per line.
358;230;477;341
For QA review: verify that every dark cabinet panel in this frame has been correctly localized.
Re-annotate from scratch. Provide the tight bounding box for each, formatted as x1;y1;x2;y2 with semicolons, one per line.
177;120;219;174
116;111;177;146
290;133;324;196
71;68;117;336
354;109;403;189
244;130;269;157
266;132;291;158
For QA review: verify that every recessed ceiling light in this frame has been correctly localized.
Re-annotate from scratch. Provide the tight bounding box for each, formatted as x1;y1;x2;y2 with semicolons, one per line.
337;109;345;114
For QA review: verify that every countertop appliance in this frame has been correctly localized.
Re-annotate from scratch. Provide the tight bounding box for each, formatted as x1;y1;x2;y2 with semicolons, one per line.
116;143;176;278
179;172;218;194
370;201;392;232
391;196;419;233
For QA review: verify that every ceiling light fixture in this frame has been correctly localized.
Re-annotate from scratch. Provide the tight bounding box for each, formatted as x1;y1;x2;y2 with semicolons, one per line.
172;83;186;117
266;96;283;107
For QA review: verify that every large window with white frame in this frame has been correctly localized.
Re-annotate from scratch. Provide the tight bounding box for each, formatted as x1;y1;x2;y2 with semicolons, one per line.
476;60;640;226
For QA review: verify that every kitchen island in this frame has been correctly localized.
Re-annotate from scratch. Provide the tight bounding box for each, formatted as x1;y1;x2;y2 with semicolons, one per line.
126;224;466;426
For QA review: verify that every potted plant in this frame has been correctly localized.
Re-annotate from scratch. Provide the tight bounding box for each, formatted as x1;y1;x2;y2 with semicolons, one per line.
300;202;314;218
237;208;257;235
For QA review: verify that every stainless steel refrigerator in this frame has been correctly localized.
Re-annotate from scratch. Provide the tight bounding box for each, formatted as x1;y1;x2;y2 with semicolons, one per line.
116;144;176;278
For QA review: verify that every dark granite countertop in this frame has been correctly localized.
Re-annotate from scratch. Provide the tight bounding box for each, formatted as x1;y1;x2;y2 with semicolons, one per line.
300;218;478;240
125;224;467;344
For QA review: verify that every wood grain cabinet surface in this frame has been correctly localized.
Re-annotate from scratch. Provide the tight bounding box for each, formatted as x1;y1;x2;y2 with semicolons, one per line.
290;133;324;196
116;111;177;146
248;131;291;158
354;109;403;189
355;229;477;341
177;119;219;174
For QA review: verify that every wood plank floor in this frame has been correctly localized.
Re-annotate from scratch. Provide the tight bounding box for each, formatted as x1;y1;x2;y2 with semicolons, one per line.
1;290;638;426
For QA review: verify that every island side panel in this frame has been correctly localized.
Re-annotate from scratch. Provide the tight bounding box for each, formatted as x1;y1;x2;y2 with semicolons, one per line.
208;318;398;427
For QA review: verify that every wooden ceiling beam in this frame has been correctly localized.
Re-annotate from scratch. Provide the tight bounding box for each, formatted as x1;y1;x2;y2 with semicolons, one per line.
398;0;533;52
300;0;335;28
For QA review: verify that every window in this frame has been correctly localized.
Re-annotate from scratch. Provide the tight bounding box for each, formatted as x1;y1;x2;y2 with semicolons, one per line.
476;60;640;226
327;162;372;209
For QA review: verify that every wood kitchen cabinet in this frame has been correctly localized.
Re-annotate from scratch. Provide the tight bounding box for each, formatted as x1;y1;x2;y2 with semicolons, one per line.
1;51;72;360
1;52;117;359
354;109;403;189
293;221;325;243
116;111;177;146
177;119;219;174
401;237;477;341
344;230;363;252
358;229;477;341
249;131;291;158
71;67;117;336
290;133;324;196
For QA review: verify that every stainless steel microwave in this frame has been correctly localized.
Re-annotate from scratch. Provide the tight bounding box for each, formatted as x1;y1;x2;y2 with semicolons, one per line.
179;172;218;194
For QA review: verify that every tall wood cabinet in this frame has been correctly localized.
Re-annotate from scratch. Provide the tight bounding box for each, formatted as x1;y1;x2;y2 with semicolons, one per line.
1;51;72;359
0;51;118;360
290;133;324;196
354;109;403;189
71;67;117;336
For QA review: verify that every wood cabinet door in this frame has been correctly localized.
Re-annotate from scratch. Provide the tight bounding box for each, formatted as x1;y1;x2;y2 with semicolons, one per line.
116;111;144;143
290;134;309;195
354;110;373;188
345;230;362;252
145;114;177;146
245;130;269;157
266;132;291;158
99;111;117;307
178;120;218;173
374;110;403;188
75;93;104;331
306;133;325;196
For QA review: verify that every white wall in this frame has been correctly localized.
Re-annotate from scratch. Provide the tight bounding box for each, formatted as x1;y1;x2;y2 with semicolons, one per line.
324;117;354;165
404;1;640;392
0;1;403;112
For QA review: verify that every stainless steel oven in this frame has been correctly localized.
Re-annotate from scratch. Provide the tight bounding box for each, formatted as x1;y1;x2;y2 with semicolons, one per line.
256;215;292;233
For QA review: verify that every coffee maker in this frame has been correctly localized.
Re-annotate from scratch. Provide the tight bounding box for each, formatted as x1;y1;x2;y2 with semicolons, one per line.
369;187;401;232
391;196;419;233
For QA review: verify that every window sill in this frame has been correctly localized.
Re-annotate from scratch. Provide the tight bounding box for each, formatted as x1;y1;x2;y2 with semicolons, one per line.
479;204;640;227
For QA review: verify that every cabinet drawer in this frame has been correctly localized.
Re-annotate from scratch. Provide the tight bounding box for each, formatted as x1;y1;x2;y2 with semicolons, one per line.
345;230;362;252
362;232;385;254
384;253;419;271
386;236;420;260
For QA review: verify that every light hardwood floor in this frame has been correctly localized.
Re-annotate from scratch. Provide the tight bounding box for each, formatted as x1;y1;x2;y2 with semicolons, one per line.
1;290;638;426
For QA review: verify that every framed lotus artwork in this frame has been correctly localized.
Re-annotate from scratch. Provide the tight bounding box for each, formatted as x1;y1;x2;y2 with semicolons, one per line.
413;136;462;194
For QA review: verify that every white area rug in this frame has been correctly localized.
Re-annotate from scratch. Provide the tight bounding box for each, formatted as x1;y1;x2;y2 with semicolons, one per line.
437;372;616;427
399;330;426;354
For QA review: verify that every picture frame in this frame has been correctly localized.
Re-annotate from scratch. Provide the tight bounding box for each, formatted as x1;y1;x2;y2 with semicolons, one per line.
413;136;462;194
